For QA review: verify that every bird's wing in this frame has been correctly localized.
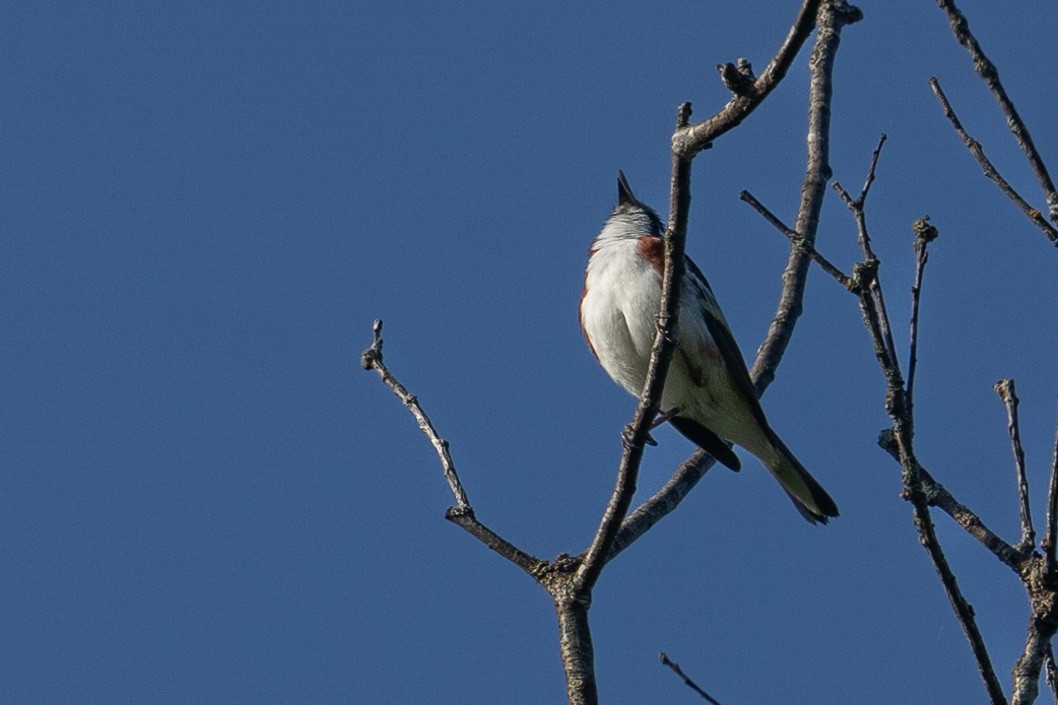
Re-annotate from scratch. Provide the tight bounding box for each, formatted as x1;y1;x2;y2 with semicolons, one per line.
685;257;770;431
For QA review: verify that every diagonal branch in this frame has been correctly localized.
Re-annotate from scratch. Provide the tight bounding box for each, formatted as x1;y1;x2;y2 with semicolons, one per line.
673;0;862;157
361;320;547;579
739;190;855;291
361;319;469;510
750;0;861;394
660;653;724;705
878;432;1022;572
929;77;1058;246
934;0;1058;223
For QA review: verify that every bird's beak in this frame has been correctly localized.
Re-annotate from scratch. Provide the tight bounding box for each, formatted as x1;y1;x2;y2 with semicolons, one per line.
617;170;637;207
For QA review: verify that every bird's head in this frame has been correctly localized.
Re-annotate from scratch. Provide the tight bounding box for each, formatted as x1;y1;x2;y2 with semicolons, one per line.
607;170;664;239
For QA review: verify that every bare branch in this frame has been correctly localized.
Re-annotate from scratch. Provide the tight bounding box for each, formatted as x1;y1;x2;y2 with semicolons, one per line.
934;0;1058;222
833;138;904;406
1011;554;1058;705
750;0;861;393
575;104;694;594
361;319;470;510
740;190;855;291
361;320;549;580
880;431;1022;572
444;507;548;577
608;451;714;562
660;653;723;705
906;216;938;414
673;0;862;157
929;77;1058;246
835;147;1007;703
914;489;1007;705
922;468;1023;573
834;170;903;387
994;379;1036;554
857;133;888;204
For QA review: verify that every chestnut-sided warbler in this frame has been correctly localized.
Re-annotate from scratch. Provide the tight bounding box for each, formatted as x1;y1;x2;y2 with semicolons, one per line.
579;172;839;524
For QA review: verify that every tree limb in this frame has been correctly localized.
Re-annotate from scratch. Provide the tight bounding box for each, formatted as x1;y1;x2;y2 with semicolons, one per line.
361;320;548;580
833;147;1008;705
929;77;1058;246
934;0;1058;223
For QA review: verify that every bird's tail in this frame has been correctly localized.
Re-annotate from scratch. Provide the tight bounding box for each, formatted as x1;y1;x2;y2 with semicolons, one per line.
762;431;839;525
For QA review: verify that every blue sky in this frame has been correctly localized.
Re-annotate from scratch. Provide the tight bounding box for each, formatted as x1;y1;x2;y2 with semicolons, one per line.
4;1;1058;703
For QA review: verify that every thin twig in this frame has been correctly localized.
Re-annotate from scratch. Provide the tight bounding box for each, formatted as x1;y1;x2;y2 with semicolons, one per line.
929;77;1058;246
740;190;855;291
934;0;1058;222
834;137;900;379
906;216;937;414
993;379;1035;554
858;133;887;203
660;653;723;705
1046;415;1058;575
750;0;861;394
835;146;1007;705
673;0;863;158
361;319;470;510
361;320;548;578
574;104;694;595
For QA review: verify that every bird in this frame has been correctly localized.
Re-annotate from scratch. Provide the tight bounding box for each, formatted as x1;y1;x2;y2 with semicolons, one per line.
579;171;839;524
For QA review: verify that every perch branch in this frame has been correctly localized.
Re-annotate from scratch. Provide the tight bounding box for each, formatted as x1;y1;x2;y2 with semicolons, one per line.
610;0;858;557
575;105;694;594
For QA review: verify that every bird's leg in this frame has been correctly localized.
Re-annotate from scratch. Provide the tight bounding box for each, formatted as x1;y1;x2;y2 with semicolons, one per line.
651;408;680;428
640;408;681;446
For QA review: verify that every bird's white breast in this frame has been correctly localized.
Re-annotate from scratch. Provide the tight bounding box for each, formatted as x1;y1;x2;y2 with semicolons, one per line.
580;237;663;397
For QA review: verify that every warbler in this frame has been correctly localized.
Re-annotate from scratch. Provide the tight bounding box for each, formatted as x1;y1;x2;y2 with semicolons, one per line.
579;172;839;524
